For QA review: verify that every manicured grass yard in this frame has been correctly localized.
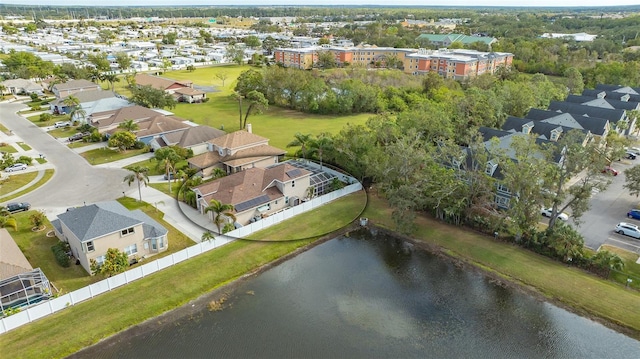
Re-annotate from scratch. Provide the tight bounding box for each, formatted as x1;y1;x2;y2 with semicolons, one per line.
0;144;17;153
26;113;69;128
0;169;53;202
0;192;365;359
601;245;640;290
363;193;640;337
111;66;373;153
81;147;147;165
17;142;31;151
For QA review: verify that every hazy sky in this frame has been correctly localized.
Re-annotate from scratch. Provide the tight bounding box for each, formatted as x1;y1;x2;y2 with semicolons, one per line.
2;1;640;7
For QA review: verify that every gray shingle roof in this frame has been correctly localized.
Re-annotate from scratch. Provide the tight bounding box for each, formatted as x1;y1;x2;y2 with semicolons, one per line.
547;101;625;123
526;109;608;136
56;201;167;242
565;94;639;111
582;89;640;103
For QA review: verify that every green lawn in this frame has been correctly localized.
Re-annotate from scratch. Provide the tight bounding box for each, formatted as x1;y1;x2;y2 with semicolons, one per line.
0;192;365;359
0;169;54;202
363;193;640;337
111;66;373;154
81;147;147;165
601;245;640;290
0;144;17;153
149;181;183;197
26;113;69;128
17;142;31;151
0;123;10;135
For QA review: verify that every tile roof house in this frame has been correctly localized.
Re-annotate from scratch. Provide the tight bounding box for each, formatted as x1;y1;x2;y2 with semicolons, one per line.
51;201;168;275
51;79;100;98
90;105;167;132
149;125;226;155
0;228;51;312
134;73;192;94
193;162;312;228
187;126;286;177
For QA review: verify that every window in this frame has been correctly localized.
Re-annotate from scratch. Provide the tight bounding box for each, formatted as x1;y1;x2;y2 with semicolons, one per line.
86;241;94;252
124;244;137;256
285;196;289;204
121;227;134;236
94;255;105;266
291;180;295;188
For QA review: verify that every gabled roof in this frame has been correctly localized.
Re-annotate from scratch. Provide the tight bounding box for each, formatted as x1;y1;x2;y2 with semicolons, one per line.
502;116;589;141
55;201;167;243
565;94;639;111
188;144;286;169
1;78;42;91
525;109;608;136
134;73;191;91
194;163;311;213
90;105;164;129
51;90;117;106
209;130;269;150
161;125;226;148
416;33;497;45
52;79;100;92
547;101;625;123
595;84;640;95
133;115;190;138
0;228;33;280
173;87;206;96
582;89;640;103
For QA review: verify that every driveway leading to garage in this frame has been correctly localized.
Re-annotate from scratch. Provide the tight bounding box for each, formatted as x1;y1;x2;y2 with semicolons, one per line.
576;160;640;253
0;102;129;213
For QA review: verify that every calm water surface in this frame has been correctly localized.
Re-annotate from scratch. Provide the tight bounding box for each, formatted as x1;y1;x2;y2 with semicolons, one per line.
72;230;640;358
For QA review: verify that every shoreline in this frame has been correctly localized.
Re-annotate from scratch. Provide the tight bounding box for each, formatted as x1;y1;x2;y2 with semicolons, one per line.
72;221;639;358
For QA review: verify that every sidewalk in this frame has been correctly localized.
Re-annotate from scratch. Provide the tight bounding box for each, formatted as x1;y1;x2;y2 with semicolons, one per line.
0;169;47;201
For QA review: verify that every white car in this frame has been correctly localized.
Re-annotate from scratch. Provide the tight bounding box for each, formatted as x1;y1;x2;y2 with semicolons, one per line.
541;208;569;221
54;121;71;128
614;222;640;239
627;147;640;155
4;163;27;172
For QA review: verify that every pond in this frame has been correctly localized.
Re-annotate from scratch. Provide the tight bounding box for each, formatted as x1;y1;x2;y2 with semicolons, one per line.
71;230;640;358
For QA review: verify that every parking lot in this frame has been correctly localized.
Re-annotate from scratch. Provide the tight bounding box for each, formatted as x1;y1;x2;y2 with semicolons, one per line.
574;160;640;254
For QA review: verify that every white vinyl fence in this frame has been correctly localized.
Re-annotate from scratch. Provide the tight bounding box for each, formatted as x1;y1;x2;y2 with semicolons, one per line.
0;182;362;335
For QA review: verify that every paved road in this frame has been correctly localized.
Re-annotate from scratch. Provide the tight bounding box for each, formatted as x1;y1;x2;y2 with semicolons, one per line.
0;102;128;214
575;160;640;253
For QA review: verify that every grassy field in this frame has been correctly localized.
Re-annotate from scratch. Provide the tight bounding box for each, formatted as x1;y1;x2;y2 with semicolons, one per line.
111;66;373;153
80;147;148;165
0;193;365;359
363;193;640;337
601;245;640;290
0;144;17;153
26;113;69;128
0;169;54;202
17;142;31;151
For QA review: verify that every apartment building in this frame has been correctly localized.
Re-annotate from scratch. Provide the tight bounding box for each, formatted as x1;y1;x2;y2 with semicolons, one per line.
403;49;514;80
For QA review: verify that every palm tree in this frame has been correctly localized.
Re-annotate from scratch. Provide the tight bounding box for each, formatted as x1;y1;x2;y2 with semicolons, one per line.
307;133;334;170
101;73;120;91
287;132;312;159
201;231;215;246
0;215;18;231
204;199;237;234
123;166;149;202
63;95;86;123
118;119;139;133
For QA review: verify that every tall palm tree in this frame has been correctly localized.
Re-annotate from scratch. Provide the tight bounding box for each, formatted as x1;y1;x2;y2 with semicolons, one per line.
123;166;149;202
307;133;334;170
118;119;139;132
201;231;215;246
101;73;120;92
63;95;86;123
204;199;237;234
287;132;312;159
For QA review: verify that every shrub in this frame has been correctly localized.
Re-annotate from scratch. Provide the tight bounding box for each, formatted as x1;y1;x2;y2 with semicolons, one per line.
133;141;146;149
39;113;52;122
77;123;94;133
30;93;39;101
29;104;40;111
17;155;32;165
51;241;71;268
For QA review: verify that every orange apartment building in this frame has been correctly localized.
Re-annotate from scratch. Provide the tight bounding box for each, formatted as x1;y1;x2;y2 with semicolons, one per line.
273;46;513;79
403;49;514;80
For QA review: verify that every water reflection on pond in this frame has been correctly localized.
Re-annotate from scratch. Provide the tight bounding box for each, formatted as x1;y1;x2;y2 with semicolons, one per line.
72;230;640;358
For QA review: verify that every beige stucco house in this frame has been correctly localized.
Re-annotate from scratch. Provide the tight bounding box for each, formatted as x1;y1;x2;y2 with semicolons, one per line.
193;162;311;227
51;201;168;275
187;126;286;177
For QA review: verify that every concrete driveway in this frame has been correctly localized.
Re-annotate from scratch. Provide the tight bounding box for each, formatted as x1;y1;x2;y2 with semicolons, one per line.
574;160;640;254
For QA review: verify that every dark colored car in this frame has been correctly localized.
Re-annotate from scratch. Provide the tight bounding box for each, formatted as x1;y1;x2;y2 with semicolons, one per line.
163;172;175;180
4;202;31;213
625;152;637;160
68;132;91;142
628;209;640;220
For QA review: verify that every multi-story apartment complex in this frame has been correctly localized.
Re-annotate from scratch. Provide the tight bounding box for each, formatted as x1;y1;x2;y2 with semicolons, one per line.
273;46;513;80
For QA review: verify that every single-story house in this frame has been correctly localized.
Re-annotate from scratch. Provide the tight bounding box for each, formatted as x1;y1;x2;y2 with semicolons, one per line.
149;125;226;155
51;79;100;98
134;73;192;94
127;115;192;144
90;105;168;133
193;162;312;227
0;79;43;96
173;87;207;103
51;201;168;275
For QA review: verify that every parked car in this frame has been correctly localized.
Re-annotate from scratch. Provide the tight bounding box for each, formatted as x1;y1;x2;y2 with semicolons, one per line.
3;202;31;213
54;121;71;128
614;222;640;239
4;163;27;172
602;166;619;176
68;132;90;142
625;151;637;160
628;147;640;155
628;209;640;220
163;172;175;180
541;208;569;221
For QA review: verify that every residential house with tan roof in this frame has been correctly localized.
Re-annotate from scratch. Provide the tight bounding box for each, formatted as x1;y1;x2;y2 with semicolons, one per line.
106;115;192;144
134;73;192;94
51;79;100;98
0;229;51;313
174;87;207;103
193;162;311;227
187;125;286;177
90;105;167;132
149;125;226;155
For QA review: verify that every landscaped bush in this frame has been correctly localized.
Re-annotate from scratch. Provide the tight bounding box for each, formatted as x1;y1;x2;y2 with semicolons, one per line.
17;155;32;165
51;241;70;268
